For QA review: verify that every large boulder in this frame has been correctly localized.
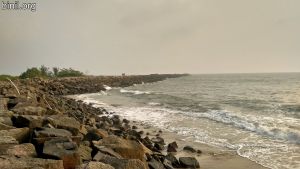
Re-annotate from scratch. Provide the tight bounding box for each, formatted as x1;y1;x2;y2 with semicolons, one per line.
0;98;9;111
34;128;72;138
84;128;108;142
148;158;165;169
12;106;47;116
0;122;15;130
183;146;196;153
0;127;30;143
93;135;146;161
165;153;180;168
0;117;13;126
13;115;45;129
167;142;178;153
94;152;146;169
0;110;14;118
76;162;114;169
0;136;18;144
78;145;92;162
93;145;123;159
0;143;36;157
47;116;80;135
0;156;64;169
43;137;80;169
179;157;200;168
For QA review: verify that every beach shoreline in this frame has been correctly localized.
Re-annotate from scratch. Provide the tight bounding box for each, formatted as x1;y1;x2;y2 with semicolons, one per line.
0;74;267;169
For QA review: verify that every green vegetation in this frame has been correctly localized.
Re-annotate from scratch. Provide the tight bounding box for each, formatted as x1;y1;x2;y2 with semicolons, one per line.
19;65;84;79
0;65;85;80
0;74;19;81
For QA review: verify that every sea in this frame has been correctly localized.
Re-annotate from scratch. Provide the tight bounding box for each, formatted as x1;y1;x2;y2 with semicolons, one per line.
76;73;300;169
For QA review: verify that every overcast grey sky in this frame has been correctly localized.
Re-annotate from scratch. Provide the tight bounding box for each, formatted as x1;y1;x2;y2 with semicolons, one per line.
0;0;299;75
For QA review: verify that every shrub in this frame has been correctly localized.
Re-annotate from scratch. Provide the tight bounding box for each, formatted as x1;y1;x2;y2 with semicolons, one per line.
56;68;84;77
19;67;44;79
0;75;18;81
19;66;84;79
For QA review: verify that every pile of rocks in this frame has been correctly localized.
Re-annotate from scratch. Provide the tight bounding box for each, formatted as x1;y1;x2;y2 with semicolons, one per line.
0;74;201;169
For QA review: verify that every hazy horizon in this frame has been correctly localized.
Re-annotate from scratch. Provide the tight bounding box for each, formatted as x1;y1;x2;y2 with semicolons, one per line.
1;0;300;75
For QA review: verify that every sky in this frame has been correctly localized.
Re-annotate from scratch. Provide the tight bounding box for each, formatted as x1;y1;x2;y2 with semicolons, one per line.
0;0;299;75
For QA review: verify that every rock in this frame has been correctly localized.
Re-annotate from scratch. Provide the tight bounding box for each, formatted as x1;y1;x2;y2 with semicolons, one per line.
43;137;80;169
128;130;142;140
13;115;45;129
151;137;165;145
0;98;9;111
122;119;130;124
132;125;138;129
79;125;87;135
93;135;146;161
165;153;180;168
179;157;200;168
78;145;92;161
0;110;14;117
167;142;178;153
148;158;165;169
95;153;147;169
86;118;96;126
0;136;18;144
0;122;15;130
76;161;114;169
12;106;47;116
93;145;123;159
0;117;13;126
34;128;72;138
142;136;154;150
183;146;196;153
0;143;37;157
196;150;202;154
47;116;80;135
163;159;174;169
0;127;30;143
154;143;164;151
0;156;64;169
84;129;108;142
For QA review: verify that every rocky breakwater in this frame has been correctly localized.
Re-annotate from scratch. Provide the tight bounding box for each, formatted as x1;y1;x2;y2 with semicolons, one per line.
0;74;202;169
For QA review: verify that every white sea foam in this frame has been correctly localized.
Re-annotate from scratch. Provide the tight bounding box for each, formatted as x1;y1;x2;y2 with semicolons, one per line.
110;106;300;169
103;85;112;90
148;102;161;106
120;89;151;95
74;94;300;169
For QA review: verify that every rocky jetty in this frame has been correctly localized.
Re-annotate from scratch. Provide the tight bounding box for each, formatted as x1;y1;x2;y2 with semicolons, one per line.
0;74;201;169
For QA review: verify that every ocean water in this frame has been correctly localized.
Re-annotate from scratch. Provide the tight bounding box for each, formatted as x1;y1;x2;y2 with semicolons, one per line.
77;73;300;169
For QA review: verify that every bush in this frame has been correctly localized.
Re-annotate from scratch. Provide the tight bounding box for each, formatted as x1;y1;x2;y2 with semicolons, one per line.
56;68;84;77
0;75;18;81
19;66;84;79
19;67;44;79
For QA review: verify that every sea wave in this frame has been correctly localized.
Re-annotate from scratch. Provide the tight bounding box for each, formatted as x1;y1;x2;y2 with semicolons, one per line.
187;110;300;144
103;85;112;90
120;89;151;95
148;102;161;106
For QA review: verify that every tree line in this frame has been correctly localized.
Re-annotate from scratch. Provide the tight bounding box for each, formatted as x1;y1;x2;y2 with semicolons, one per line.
0;65;84;80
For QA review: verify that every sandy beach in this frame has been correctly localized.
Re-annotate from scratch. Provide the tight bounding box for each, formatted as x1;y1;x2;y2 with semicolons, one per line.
131;120;267;169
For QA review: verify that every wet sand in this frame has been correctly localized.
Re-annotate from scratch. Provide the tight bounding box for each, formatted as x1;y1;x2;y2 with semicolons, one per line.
133;121;267;169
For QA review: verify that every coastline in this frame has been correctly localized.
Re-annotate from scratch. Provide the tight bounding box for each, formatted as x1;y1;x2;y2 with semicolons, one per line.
72;98;267;169
0;74;266;169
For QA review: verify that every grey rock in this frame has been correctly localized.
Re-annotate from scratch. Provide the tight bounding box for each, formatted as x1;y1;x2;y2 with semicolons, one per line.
179;157;200;168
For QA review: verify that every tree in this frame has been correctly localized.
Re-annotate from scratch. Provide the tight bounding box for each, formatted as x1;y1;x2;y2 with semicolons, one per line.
19;67;43;79
40;65;52;77
52;67;59;77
